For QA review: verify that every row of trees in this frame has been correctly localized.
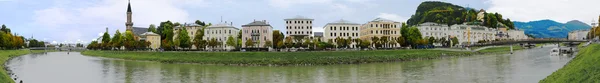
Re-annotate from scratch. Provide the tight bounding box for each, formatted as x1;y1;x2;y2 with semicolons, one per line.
0;24;26;49
87;30;150;50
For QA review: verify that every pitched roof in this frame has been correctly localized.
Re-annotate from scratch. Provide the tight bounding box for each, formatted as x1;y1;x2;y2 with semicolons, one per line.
242;21;271;27
141;32;159;36
208;23;239;30
132;27;148;36
370;18;399;23
326;19;360;25
284;16;314;20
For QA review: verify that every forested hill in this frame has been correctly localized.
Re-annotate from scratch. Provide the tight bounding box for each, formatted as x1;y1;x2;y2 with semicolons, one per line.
407;1;515;29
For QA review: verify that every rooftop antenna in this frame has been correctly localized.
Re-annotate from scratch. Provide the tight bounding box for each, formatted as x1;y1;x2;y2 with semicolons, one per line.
220;16;223;23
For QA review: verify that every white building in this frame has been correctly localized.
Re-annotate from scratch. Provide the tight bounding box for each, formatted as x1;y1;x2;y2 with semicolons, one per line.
324;19;361;48
569;30;590;40
448;24;497;45
507;30;528;40
417;22;450;39
205;22;240;50
284;16;314;39
241;20;273;48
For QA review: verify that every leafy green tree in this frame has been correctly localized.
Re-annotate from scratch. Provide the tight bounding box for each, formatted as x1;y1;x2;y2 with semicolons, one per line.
360;40;371;49
208;38;218;49
276;40;285;49
284;37;293;48
226;35;236;48
451;37;459;46
371;37;379;48
246;39;254;48
345;37;352;48
405;27;423;46
303;38;311;48
272;30;284;49
111;30;123;50
123;31;135;50
264;41;272;48
177;25;191;50
428;36;436;44
1;24;10;33
380;36;389;48
195;20;206;26
148;24;157;33
396;36;406;47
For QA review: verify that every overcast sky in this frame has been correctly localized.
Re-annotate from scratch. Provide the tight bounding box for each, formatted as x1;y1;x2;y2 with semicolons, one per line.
1;0;599;44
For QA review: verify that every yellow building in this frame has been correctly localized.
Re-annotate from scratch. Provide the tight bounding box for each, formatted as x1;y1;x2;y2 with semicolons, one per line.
359;18;401;48
141;32;161;50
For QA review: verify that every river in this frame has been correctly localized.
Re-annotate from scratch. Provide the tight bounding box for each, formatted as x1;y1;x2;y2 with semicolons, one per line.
5;45;574;83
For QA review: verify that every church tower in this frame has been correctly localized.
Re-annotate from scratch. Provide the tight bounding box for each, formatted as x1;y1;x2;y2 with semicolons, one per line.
125;0;133;31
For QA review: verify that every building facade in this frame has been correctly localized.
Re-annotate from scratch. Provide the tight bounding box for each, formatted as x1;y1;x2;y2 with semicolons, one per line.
448;24;497;45
417;22;450;39
205;22;240;50
569;30;590;40
324;19;361;48
359;18;402;47
284;16;314;40
140;32;161;50
242;20;273;48
507;30;528;40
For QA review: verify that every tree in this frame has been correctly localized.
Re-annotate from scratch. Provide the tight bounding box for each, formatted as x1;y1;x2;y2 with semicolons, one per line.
371;37;379;48
360;40;371;49
335;37;344;48
1;24;9;33
123;31;135;50
451;37;459;46
208;38;218;49
148;24;157;33
405;27;423;46
226;35;236;49
195;20;206;26
276;40;285;50
303;38;311;48
111;30;123;50
396;36;406;47
246;39;255;48
345;37;352;48
284;37;293;48
428;36;436;45
264;41;272;48
272;30;284;49
193;24;207;50
158;21;174;41
380;36;389;48
177;25;191;50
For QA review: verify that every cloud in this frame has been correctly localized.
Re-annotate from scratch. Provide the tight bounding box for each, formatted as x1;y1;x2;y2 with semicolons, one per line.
377;13;408;22
267;0;333;8
313;26;324;32
32;0;193;43
486;0;600;24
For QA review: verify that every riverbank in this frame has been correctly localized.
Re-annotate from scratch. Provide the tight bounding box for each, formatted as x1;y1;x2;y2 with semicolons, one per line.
82;45;523;66
0;50;42;83
540;44;600;83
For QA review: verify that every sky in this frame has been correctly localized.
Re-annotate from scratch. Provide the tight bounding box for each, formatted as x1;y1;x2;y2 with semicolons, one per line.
1;0;599;44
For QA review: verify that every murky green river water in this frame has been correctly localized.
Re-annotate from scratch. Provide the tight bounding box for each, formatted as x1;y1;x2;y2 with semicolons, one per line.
6;45;573;83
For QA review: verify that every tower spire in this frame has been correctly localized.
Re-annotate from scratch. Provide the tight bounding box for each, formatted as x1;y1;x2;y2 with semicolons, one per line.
127;0;132;13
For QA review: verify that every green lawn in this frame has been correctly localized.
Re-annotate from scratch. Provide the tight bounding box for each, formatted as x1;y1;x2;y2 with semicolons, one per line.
540;44;600;83
83;50;476;66
0;50;34;83
83;46;522;66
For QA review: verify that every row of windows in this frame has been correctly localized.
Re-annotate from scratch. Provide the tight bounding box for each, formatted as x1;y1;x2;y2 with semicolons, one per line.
369;30;398;35
287;26;312;29
245;36;268;41
329;32;358;37
424;27;448;31
244;29;268;34
286;21;313;24
329;26;358;31
206;30;234;34
287;31;312;35
370;24;398;28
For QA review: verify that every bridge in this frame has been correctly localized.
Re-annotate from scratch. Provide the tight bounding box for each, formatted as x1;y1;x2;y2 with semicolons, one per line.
468;39;588;47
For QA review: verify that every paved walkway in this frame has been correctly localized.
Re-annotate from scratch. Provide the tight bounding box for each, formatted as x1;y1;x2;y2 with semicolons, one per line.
432;46;506;52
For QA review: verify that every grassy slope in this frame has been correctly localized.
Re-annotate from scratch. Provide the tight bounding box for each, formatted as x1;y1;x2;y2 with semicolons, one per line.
83;50;475;66
0;50;33;83
83;46;521;66
540;44;600;83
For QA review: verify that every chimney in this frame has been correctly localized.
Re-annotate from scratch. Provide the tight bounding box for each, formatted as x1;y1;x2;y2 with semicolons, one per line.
231;22;233;26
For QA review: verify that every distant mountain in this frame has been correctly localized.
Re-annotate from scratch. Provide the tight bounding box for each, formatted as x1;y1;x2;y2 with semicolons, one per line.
513;20;591;38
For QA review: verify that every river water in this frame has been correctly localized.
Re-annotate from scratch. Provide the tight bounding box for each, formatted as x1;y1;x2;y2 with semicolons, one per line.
5;45;574;83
